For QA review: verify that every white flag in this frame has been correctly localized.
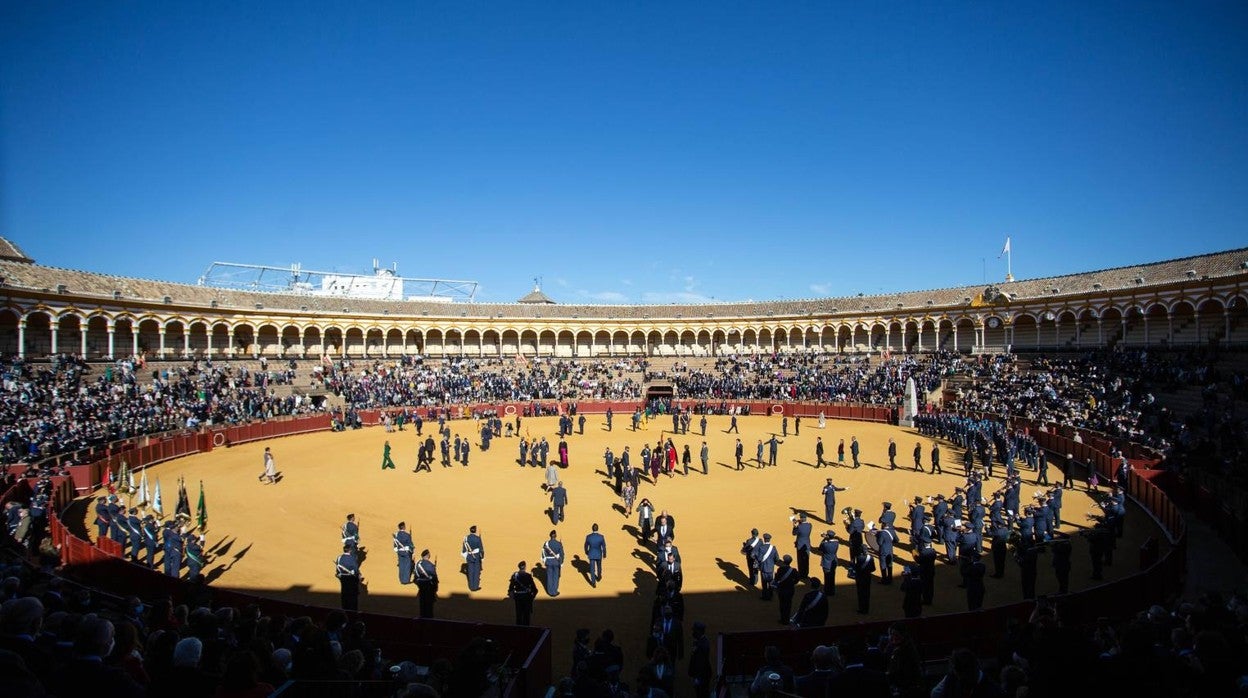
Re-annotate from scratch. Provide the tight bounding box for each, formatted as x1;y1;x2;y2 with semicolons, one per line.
139;470;149;507
153;478;164;516
999;237;1011;258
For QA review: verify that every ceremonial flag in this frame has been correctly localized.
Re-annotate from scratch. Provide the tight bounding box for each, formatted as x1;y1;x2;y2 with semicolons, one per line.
127;466;136;493
153;478;164;516
176;477;191;518
139;470;149;507
999;236;1011;258
116;461;128;494
197;480;207;531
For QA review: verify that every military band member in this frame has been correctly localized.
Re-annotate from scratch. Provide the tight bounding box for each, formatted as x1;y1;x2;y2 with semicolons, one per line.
542;530;564;596
741;528;762;587
816;530;840;594
755;533;779;600
773;555;799;624
163;523;183;578
335;544;360;611
394;522;414;584
127;508;143;561
463;525;484;591
875;524;896;584
94;496;110;540
414;550;439;618
845;509;866;560
508;561;538;625
851;549;876;614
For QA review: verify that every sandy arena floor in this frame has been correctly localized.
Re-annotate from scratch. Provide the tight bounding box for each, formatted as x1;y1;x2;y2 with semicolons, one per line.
84;414;1155;679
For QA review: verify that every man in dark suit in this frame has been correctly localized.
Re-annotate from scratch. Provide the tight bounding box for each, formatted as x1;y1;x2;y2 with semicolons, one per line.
584;523;607;586
794;645;840;698
791;513;813;577
887;438;897;469
653;511;675;544
815;437;826;467
913;441;923;471
792;578;829;628
52;617;145;697
507;561;538;625
734;438;744;470
549;481;568;524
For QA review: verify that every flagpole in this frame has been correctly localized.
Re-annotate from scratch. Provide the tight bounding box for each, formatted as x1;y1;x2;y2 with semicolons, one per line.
1006;245;1014;282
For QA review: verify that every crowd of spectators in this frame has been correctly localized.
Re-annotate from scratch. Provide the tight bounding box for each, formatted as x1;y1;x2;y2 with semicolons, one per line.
0;543;515;697
668;352;963;405
738;590;1247;697
0;355;320;466
320;356;644;409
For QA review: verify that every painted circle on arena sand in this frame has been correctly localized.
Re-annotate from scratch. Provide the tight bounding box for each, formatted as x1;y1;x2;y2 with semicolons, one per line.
84;415;1160;675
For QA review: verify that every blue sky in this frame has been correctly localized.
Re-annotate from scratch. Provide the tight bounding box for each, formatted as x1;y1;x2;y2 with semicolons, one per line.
2;2;1246;304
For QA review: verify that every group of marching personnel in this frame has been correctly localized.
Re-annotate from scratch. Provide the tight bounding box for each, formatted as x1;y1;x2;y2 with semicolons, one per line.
93;492;206;580
333;513;441;617
733;440;1130;623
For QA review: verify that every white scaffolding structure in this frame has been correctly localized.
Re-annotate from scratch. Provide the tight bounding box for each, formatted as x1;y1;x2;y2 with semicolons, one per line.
197;260;479;302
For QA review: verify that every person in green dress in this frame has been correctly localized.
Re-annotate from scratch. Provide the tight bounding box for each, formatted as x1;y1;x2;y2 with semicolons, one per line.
381;440;396;469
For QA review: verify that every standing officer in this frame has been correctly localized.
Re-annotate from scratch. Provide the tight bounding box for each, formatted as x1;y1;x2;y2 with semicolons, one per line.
699;414;707;436
815;437;826;467
850;436;861;468
699;441;709;474
875;524;896;584
822;479;847;525
142;514;159;568
414;550;439;618
887;438;897;470
584;523;607;587
549;481;568;524
606;407;613;431
578;413;586;435
127;508;143;561
773;555;799;625
851;548;876;614
741;528;762;587
341;514;360;551
508;561;538;625
755;533;779;599
782;416;788;437
335;544;360;611
393;522;414;584
463;525;484;592
734;439;744;471
791;513;813;578
767;435;783;467
965;554;987;610
542;530;564;596
816;531;840;594
186;533;206;582
917;533;938;605
163;523;183;578
989;519;1010;579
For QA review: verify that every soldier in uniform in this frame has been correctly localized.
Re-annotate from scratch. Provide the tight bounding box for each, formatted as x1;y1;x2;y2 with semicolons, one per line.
740;528;761;587
851;548;876;614
163;523;183;578
755;533;779;600
773;555;799;625
791;513;813;578
142;514;159;568
1051;533;1073;593
845;509;866;560
808;529;838;595
917;535;938;605
463;525;484;591
414;550;439;617
186;533;206;582
508;561;538;625
127;508;143;561
875;524;896;584
335;544;361;611
542;530;564;596
822;479;847;525
341;514;360;550
93;496;110;540
393;522;414;584
107;496;126;547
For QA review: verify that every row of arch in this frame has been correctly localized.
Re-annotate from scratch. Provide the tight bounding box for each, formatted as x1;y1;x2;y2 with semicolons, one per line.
2;295;1245;359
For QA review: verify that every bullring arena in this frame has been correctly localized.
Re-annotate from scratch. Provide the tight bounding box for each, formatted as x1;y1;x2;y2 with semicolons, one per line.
1;235;1244;696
